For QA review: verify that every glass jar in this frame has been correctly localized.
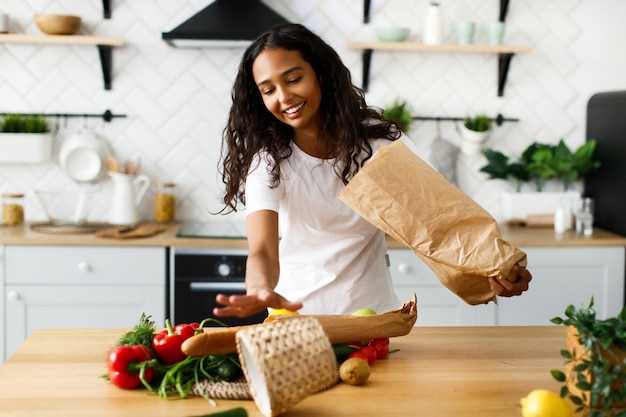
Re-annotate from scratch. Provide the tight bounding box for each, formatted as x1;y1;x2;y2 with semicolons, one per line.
154;182;175;223
2;193;25;225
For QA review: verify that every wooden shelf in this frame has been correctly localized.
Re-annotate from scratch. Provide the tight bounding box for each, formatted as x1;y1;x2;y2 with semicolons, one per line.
348;42;532;96
349;42;531;54
0;34;124;90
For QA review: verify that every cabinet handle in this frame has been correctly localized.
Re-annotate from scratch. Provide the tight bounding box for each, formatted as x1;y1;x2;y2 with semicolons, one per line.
7;290;19;301
398;263;410;274
78;261;91;272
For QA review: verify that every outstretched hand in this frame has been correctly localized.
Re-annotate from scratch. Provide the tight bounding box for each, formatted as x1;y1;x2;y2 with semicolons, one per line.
489;264;532;297
213;288;303;318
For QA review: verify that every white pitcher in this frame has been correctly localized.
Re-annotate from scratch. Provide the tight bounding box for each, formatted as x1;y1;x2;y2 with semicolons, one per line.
108;171;150;225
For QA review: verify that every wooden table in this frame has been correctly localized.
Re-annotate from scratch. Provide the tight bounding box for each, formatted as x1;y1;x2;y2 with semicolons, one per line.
0;326;568;417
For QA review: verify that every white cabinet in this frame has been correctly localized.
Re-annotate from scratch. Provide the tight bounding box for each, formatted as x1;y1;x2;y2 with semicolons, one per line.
493;247;624;325
1;245;167;362
388;246;625;327
388;249;495;326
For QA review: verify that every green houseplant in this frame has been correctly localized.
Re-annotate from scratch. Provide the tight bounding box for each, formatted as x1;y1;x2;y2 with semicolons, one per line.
382;99;413;133
0;114;53;163
464;114;492;132
480;139;601;192
550;297;626;417
0;114;49;133
460;114;493;155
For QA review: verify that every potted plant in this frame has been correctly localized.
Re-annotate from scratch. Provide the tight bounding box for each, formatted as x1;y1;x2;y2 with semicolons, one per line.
460;114;492;155
550;297;626;416
0;114;53;163
480;139;600;222
382;99;413;134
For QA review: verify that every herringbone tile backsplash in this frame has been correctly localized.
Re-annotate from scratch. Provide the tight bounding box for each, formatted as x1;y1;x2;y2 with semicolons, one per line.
0;0;622;224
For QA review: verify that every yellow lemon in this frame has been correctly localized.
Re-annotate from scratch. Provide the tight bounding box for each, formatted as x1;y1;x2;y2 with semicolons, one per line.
520;389;573;417
267;308;299;317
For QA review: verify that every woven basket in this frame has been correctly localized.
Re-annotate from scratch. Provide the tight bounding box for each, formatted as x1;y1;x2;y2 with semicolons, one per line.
236;316;340;417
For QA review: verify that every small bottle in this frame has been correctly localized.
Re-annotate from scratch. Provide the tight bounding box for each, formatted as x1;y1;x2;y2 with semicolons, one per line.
154;182;176;223
2;193;25;225
554;206;566;234
423;2;443;45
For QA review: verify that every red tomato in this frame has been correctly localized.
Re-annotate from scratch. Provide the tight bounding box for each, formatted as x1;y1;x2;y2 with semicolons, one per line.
348;350;369;363
357;346;377;365
369;338;389;359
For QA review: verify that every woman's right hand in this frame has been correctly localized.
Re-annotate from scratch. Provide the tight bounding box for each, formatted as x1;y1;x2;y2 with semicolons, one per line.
213;288;303;318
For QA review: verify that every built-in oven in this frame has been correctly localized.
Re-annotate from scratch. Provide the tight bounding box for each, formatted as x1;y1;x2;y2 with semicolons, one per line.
171;247;268;327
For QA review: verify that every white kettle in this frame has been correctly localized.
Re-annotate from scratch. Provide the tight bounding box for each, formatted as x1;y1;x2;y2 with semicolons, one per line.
108;171;150;225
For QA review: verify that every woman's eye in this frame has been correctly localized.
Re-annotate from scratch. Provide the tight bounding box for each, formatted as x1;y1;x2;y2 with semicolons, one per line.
261;88;274;95
288;76;302;84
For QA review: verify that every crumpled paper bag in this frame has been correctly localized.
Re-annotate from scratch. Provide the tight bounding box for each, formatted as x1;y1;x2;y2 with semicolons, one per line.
338;140;527;305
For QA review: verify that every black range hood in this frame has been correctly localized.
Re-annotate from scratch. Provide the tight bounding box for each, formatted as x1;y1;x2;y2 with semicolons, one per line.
162;0;291;48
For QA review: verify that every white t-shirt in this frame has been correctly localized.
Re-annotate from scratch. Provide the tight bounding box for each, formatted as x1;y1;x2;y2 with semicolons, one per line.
245;138;401;315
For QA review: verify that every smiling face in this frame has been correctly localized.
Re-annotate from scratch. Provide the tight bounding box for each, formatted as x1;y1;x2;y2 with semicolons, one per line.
252;48;323;141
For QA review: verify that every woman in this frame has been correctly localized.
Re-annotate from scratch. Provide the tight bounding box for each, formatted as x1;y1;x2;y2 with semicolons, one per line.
214;23;530;318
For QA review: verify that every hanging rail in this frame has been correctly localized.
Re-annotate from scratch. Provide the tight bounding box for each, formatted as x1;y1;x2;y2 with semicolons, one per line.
0;109;126;123
412;113;518;126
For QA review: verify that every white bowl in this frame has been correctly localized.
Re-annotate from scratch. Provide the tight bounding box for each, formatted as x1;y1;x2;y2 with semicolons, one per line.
375;27;410;42
59;131;112;183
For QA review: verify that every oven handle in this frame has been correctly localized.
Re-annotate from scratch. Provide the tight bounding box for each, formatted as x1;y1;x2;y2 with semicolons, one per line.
189;282;246;291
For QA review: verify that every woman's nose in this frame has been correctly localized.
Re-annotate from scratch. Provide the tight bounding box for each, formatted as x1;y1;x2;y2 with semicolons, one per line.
277;86;292;103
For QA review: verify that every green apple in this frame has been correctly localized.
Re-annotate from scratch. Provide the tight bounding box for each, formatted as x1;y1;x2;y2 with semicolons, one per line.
351;308;377;316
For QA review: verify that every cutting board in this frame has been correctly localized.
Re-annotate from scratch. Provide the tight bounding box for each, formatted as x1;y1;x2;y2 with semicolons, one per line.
95;223;165;239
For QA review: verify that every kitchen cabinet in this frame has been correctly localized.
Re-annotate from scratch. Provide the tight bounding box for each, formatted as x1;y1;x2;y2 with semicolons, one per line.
1;245;167;363
0;34;124;90
388;245;625;326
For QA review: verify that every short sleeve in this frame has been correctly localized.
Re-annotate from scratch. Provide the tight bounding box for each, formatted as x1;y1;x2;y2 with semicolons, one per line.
244;152;281;216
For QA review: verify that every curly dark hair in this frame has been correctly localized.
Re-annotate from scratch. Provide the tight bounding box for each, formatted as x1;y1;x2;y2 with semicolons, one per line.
219;23;400;213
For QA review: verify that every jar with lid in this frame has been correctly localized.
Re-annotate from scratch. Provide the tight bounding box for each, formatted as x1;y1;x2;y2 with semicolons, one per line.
154;182;176;223
2;193;25;225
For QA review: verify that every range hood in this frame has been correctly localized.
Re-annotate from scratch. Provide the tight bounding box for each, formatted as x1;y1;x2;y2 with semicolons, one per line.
162;0;291;48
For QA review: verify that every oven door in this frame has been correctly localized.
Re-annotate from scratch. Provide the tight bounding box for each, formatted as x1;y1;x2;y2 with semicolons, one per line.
172;248;267;327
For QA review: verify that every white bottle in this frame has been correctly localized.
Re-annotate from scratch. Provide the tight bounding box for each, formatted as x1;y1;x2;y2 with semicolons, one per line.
423;2;443;45
554;206;567;234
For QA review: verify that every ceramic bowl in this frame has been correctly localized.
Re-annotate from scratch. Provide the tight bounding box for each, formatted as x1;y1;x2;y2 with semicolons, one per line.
58;131;112;183
375;27;410;42
34;14;81;35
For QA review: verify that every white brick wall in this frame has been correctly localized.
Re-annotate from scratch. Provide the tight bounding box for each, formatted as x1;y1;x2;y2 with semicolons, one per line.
1;0;624;224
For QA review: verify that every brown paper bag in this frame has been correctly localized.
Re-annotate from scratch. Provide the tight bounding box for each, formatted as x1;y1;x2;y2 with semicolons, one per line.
338;140;527;305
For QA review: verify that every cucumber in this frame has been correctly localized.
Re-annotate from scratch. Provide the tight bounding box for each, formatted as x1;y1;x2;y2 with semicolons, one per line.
187;407;248;417
332;343;355;363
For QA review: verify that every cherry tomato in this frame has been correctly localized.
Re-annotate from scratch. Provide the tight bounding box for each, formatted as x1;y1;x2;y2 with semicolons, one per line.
369;338;390;359
357;346;377;365
348;350;369;363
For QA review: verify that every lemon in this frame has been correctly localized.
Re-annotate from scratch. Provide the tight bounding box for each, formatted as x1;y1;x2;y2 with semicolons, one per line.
520;389;573;417
267;308;299;317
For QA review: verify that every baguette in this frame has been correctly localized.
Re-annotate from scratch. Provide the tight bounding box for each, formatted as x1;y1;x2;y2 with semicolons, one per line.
181;324;256;356
181;294;417;357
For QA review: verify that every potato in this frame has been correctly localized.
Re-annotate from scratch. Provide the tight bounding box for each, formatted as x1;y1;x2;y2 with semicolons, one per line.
339;357;370;385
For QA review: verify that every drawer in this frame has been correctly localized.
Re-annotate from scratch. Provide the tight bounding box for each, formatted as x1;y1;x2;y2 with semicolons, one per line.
387;249;439;286
5;245;166;285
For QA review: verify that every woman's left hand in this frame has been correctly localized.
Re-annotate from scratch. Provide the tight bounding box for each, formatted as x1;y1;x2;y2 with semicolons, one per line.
488;264;532;297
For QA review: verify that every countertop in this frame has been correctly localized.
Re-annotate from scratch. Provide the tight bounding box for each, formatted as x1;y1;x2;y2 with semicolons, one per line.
0;326;568;417
0;222;625;248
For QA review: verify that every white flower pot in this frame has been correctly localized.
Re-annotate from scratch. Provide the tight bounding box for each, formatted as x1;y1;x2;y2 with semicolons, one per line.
460;125;491;155
500;191;581;222
0;132;54;163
